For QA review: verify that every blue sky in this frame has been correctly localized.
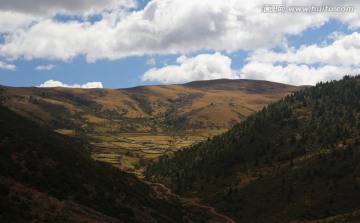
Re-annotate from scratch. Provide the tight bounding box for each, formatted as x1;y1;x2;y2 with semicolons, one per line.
0;0;360;88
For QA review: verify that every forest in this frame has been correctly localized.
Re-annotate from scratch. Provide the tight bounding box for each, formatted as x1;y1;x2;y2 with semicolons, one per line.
146;75;360;222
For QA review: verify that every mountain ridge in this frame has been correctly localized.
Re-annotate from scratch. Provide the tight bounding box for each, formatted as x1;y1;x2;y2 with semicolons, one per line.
0;79;302;174
0;78;301;132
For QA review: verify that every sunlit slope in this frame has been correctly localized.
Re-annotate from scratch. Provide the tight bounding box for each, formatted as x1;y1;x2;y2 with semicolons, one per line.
0;79;300;133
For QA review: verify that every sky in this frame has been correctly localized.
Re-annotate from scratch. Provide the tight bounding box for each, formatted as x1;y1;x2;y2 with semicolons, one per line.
0;0;360;89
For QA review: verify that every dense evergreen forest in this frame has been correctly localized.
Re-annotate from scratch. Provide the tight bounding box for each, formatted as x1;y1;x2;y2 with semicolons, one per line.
146;75;360;222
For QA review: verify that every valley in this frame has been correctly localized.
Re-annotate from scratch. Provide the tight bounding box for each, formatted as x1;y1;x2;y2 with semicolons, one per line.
2;77;360;222
0;79;300;175
89;130;220;176
0;78;301;222
2;1;359;222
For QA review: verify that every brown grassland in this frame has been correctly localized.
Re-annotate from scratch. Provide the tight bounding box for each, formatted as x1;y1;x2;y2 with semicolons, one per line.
0;79;301;175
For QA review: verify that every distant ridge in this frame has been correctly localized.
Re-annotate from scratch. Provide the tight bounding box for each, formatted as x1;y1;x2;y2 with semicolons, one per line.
0;79;301;132
182;78;298;92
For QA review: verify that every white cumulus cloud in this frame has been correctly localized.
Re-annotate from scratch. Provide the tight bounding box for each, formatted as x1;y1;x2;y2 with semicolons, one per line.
239;31;360;85
142;52;239;83
0;0;136;17
240;62;358;86
37;80;103;88
0;11;40;33
1;0;360;87
3;0;360;62
0;61;16;70
35;64;56;71
0;0;136;33
248;32;360;67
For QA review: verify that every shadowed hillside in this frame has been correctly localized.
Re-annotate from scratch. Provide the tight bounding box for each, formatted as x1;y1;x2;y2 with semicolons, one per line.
146;75;360;222
0;105;188;222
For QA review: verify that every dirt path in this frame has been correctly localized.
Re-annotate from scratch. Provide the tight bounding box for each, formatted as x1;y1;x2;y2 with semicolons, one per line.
146;181;236;223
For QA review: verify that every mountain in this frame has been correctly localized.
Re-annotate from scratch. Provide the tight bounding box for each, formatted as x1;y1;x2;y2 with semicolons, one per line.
0;105;189;222
0;79;300;133
146;76;360;222
0;79;301;175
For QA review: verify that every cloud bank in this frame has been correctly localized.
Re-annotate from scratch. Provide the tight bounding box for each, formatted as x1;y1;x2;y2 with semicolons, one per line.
143;31;360;86
240;62;357;86
248;32;360;67
239;32;360;85
37;80;103;88
142;53;238;83
2;0;360;62
1;0;360;86
0;0;136;16
0;61;16;70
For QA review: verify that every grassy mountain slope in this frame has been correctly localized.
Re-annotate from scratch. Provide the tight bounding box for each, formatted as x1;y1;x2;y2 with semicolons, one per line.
0;79;300;133
146;76;360;222
0;79;300;175
0;105;187;223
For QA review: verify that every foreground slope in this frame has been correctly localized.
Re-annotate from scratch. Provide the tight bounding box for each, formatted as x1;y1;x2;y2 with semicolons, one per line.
0;105;186;222
147;76;360;222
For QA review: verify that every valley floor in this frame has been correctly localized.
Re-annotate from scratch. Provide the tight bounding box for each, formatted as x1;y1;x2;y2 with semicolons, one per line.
56;129;225;176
